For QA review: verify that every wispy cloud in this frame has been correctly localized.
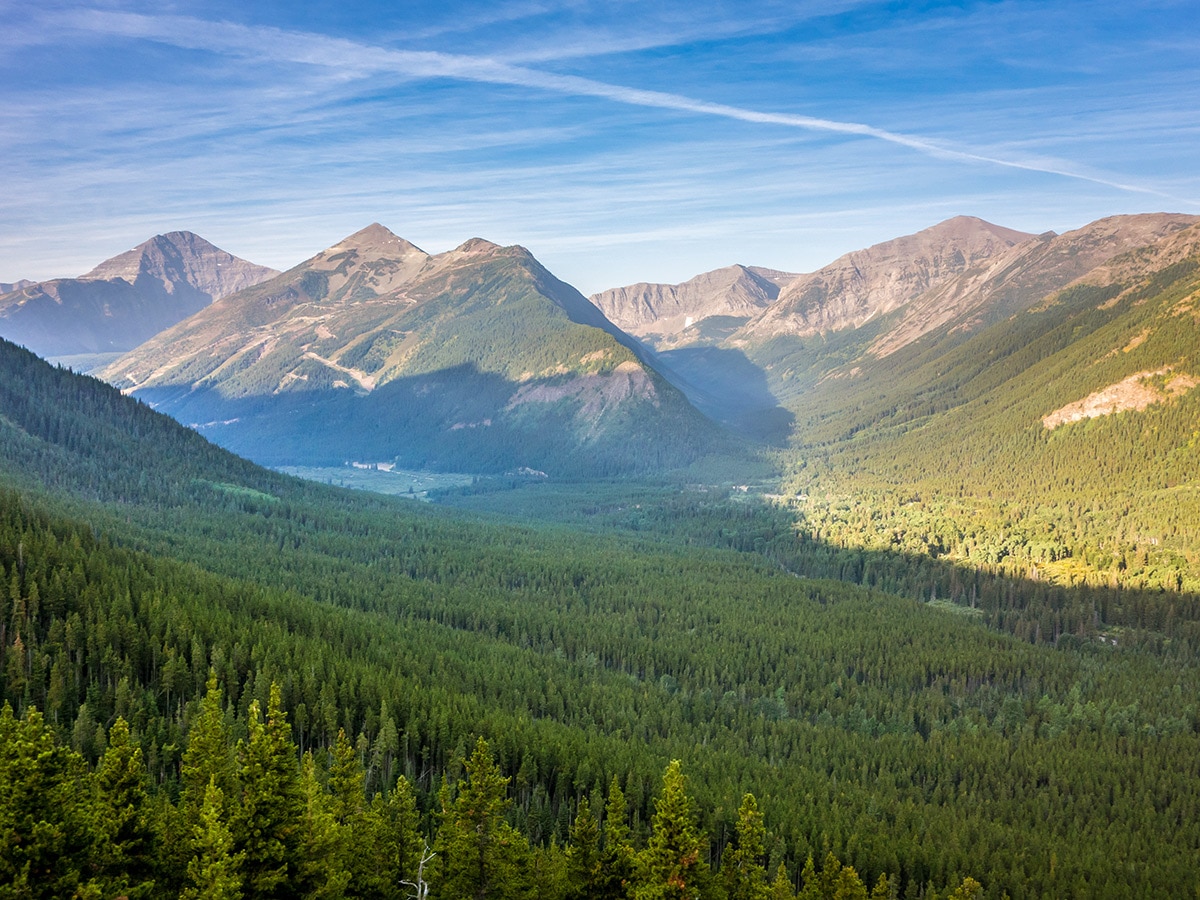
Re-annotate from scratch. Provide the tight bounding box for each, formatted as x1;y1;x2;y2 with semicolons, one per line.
47;8;1189;204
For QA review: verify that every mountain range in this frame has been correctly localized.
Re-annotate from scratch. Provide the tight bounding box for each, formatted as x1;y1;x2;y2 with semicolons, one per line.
589;264;796;347
614;213;1199;432
7;208;1197;496
101;224;723;476
0;231;277;360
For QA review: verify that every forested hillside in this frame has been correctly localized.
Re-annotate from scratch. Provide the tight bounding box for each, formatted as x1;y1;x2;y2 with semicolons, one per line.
778;222;1200;599
2;338;1200;897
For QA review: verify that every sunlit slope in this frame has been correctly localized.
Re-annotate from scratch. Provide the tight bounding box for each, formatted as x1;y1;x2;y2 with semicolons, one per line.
784;220;1200;592
743;213;1197;405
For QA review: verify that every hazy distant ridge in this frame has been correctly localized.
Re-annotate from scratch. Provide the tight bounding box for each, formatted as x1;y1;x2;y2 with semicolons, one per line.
0;232;277;358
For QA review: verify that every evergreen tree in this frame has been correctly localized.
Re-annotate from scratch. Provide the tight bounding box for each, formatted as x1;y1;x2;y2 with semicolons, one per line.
182;777;244;900
434;736;534;900
796;856;820;900
92;717;156;899
369;699;400;794
595;775;635;900
770;863;795;900
297;750;350;899
0;703;93;899
181;673;238;821
371;776;422;898
534;840;570;900
634;760;712;900
831;865;869;900
329;727;366;824
946;877;984;900
721;793;770;900
236;683;303;899
565;796;602;899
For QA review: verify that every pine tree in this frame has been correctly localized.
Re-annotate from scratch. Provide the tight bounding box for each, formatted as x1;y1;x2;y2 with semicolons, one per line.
236;683;303;900
770;863;795;900
534;840;571;900
0;704;94;899
372;776;422;898
329;727;365;825
181;673;238;822
369;699;400;794
565;796;602;899
634;760;712;900
946;877;984;900
831;865;869;900
796;855;820;900
297;750;351;899
721;793;770;900
92;717;156;899
182;777;244;900
434;736;534;900
595;775;635;900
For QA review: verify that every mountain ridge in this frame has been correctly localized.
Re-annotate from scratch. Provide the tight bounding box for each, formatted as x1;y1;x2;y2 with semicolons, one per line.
867;212;1200;357
589;264;796;346
735;215;1034;342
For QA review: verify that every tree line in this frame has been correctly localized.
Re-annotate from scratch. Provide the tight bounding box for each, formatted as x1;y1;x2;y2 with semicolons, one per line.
2;678;985;900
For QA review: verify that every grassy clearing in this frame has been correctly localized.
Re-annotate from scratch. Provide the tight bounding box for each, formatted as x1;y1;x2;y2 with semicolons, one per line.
275;463;474;498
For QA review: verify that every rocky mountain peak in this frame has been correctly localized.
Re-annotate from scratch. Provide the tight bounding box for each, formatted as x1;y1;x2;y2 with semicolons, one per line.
80;230;279;302
0;231;279;357
332;223;424;257
589;263;797;344
454;237;502;254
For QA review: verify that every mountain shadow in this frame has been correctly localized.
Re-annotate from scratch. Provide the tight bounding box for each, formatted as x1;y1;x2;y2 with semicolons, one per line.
134;361;732;477
653;345;794;444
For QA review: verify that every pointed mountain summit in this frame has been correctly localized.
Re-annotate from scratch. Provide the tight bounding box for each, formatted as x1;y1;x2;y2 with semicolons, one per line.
102;225;725;476
82;231;278;300
0;232;277;359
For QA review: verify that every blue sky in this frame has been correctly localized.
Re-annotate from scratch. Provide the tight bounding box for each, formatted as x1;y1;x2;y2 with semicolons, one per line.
2;0;1197;294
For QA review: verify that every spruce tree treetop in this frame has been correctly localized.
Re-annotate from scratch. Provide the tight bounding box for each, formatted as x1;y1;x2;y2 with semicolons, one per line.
635;760;712;900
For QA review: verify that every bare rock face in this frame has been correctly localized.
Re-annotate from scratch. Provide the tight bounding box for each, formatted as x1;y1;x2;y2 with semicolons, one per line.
589;265;796;344
738;216;1034;341
0;232;278;358
82;231;278;302
868;213;1200;357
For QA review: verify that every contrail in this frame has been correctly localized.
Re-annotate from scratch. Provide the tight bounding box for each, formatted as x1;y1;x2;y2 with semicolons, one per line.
59;9;1183;202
